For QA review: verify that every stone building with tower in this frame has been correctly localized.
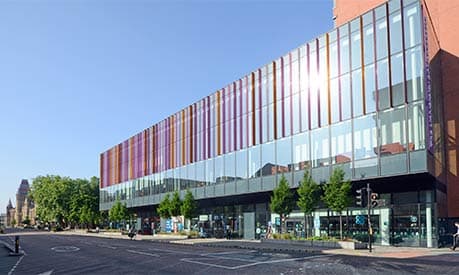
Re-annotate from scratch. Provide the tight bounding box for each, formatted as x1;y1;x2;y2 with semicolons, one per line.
6;179;36;227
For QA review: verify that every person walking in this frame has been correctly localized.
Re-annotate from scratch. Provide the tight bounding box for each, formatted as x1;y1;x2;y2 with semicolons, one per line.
451;221;459;251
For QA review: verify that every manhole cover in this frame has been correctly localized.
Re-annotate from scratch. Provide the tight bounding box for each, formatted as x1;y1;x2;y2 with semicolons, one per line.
51;246;80;253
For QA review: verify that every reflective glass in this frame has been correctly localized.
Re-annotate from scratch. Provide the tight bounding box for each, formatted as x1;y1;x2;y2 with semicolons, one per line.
196;161;206;187
331;121;352;164
406;46;423;102
376;18;388;60
353;115;377;160
309;46;319;129
330;78;340;123
364;64;376;113
300;89;309;132
408;102;426;151
225;153;235;182
379;106;406;153
268;103;274;141
292;93;300;134
293;132;310;171
277;137;292;172
205;158;214;185
330;41;339;78
364;23;375;65
377;58;391;110
248;145;261;178
311;127;330;167
236;149;248;180
404;3;421;49
341;74;352;120
351;31;362;70
215;156;224;184
391;52;405;106
319;46;328;126
389;11;403;53
261;142;276;176
285;96;292;135
352;69;364;117
340;35;350;74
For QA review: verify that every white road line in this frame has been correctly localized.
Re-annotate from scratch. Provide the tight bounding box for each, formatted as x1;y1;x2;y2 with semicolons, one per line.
37;270;54;275
127;250;160;257
97;244;117;250
181;254;332;270
200;250;257;256
8;255;24;275
233;254;332;269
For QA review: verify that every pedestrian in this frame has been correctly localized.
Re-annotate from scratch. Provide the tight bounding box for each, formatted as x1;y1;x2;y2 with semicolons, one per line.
451;221;459;251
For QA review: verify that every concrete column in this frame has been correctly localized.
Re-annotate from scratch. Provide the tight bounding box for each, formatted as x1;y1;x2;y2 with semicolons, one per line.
379;208;390;246
426;191;433;247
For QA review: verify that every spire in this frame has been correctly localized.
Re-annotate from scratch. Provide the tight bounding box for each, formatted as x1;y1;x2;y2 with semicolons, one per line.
7;198;13;209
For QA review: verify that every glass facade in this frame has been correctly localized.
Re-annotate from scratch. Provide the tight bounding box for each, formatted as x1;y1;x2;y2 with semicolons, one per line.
100;0;428;208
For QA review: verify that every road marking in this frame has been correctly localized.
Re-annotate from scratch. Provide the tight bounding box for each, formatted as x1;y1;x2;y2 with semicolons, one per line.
37;270;54;275
8;255;24;275
51;246;80;253
97;244;117;250
181;254;332;270
127;250;160;257
200;250;257;256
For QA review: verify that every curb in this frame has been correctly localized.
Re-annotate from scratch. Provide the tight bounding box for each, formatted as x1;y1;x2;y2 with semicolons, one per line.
0;240;24;256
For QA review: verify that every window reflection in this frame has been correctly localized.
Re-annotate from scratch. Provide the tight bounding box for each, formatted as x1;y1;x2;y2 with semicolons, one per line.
331;121;352;164
354;115;377;160
293;132;310;171
311;127;330;167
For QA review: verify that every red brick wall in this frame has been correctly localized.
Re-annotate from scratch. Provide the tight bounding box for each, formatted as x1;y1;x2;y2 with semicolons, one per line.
333;0;387;27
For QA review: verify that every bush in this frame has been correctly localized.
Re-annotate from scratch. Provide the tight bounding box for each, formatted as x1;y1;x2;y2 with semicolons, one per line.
273;233;281;239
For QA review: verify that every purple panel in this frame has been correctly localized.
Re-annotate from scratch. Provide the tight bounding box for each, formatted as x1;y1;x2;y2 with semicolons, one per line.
233;82;237;152
239;79;243;151
207;96;211;159
281;56;285;138
289;52;293;136
258;69;262;144
222;88;226;154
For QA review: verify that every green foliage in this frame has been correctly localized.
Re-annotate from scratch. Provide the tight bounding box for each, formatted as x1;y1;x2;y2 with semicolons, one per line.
322;168;352;213
30;175;100;228
108;200;129;224
297;170;320;215
170;191;182;217
158;194;172;219
322;168;352;239
181;190;197;220
22;216;31;226
270;174;295;233
11;219;16;227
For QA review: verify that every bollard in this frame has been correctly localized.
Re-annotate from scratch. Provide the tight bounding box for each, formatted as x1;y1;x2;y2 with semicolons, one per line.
15;236;19;254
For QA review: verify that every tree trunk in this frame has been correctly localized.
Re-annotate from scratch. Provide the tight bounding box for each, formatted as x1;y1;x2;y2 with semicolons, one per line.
339;214;343;240
304;214;308;239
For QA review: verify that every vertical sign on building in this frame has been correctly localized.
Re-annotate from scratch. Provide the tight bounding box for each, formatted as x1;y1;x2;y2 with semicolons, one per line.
423;12;433;153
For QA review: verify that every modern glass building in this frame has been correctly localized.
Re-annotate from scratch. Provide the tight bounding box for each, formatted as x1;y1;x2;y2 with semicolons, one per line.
100;0;449;247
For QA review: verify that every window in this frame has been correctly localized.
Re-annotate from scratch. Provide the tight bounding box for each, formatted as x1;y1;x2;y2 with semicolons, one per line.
364;64;376;113
261;142;276;176
277;137;292;172
236;149;248;180
363;23;375;65
377;58;391;110
353;115;377;160
352;69;363;117
351;30;362;70
248;145;261;178
406;46;423;102
391;52;405;106
311;127;330;167
376;18;388;60
389;11;403;54
331;121;352;164
404;3;421;49
293;132;310;171
341;74;352;120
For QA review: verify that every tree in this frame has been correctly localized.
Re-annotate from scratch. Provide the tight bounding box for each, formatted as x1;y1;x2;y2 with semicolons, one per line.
29;175;74;227
297;170;320;238
11;219;17;228
109;200;129;228
270;174;295;234
157;194;172;219
170;191;182;217
69;177;100;228
181;190;197;230
322;168;352;240
22;216;31;226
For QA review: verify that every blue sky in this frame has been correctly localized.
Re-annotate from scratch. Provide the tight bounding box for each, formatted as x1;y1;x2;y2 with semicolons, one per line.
0;0;333;212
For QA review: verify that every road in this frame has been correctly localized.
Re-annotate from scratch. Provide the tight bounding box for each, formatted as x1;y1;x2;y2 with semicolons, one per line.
1;232;459;274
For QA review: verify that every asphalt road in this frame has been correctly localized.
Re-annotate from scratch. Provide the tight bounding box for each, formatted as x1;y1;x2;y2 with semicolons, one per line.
1;233;459;275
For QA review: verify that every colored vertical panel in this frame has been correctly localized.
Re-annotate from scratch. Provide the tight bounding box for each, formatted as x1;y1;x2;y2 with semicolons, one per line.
144;130;147;176
360;16;367;115
202;99;206;160
129;137;133;180
386;3;394;108
273;61;278;139
233;82;237;152
251;72;256;146
217;90;221;155
196;103;200;162
280;57;285;138
207;96;211;159
289;52;294;136
222;88;226;154
326;34;332;125
316;40;321;126
190;105;194;164
258;69;263;144
373;10;379;112
100;154;103;188
239;79;243;150
182;110;186;165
